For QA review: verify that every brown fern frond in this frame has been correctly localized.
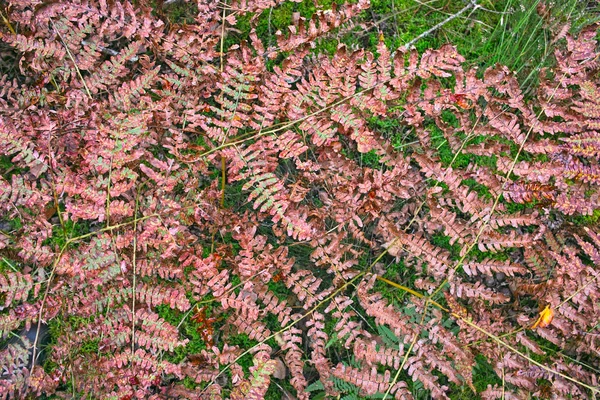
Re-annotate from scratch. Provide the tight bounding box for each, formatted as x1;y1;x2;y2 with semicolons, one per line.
275;0;369;52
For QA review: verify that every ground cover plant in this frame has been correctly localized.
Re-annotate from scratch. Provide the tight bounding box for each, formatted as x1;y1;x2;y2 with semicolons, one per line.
1;0;600;399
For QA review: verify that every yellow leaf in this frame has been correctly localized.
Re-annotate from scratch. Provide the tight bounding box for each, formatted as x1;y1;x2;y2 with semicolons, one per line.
531;305;554;329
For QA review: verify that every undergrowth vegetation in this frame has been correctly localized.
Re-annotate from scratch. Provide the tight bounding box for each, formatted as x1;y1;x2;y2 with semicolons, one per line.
1;1;600;399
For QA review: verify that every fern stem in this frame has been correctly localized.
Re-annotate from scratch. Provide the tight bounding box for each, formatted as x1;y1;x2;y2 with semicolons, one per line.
105;153;115;227
131;186;141;355
376;276;447;311
29;243;68;373
220;156;226;208
382;297;430;400
193;81;497;163
26;210;159;378
1;257;18;272
0;9;15;35
217;1;228;208
49;18;92;100
197;82;383;159
466;326;526;348
68;214;159;243
557;272;599;309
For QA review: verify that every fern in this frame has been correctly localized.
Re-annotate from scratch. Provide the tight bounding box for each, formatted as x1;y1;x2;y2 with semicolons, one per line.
0;1;599;399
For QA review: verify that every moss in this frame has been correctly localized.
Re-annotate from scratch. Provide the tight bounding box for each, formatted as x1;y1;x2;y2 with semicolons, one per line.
427;124;471;169
360;149;381;168
224;333;256;374
79;339;99;354
0;155;22;180
368;116;406;141
573;208;600;226
472;354;502;391
44;315;99;372
0;257;18;274
181;376;200;390
266;278;290;299
430;232;462;260
156;303;213;364
223;181;246;209
378;258;418;304
264;378;297;400
462;178;493;200
440;110;459;126
340;146;382;170
224;0;348;55
42;219;91;249
504;199;536;214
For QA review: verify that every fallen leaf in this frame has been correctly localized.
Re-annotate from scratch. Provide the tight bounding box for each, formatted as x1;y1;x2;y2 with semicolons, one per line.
272;357;286;380
531;305;554;329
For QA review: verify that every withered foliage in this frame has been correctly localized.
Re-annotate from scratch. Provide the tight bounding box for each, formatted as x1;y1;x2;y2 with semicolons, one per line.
0;1;599;399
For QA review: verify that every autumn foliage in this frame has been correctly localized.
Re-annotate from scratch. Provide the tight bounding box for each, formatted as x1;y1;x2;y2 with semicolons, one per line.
0;1;599;399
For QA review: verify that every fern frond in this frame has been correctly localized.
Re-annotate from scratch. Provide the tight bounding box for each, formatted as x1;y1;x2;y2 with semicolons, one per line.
463;259;527;277
561;131;600;158
417;44;465;79
332;364;412;399
230;353;276;400
275;0;369;52
478;230;535;253
0;272;34;308
384;229;451;280
111;65;160;109
0;118;49;179
135;283;190;312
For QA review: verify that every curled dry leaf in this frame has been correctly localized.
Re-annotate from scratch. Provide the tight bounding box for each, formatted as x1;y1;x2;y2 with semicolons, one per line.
531;305;555;329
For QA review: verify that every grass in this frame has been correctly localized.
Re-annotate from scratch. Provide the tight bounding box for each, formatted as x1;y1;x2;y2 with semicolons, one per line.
474;0;600;91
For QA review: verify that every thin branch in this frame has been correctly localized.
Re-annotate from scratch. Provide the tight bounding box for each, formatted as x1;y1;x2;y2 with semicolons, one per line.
131;186;141;354
49;18;92;99
402;0;480;50
0;9;16;35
